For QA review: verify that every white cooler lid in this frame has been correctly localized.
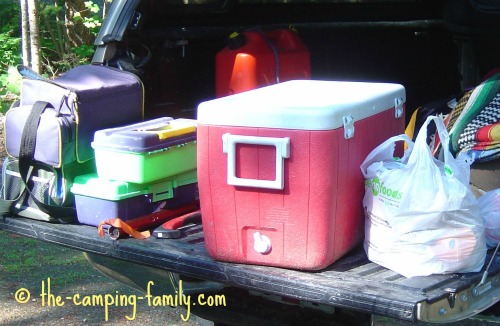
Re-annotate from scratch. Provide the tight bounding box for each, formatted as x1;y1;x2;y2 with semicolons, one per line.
197;80;406;130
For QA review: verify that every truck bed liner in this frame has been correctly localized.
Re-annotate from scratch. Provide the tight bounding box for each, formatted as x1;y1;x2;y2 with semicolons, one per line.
1;216;499;323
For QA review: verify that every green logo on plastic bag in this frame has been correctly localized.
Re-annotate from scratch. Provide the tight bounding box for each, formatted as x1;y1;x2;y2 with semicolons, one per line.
365;177;402;200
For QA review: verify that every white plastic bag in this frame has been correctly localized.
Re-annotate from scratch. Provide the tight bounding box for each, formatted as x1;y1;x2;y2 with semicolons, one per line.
478;189;500;248
360;116;486;278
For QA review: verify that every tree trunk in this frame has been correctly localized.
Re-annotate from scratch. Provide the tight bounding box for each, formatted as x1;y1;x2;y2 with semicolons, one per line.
20;0;30;66
27;0;41;73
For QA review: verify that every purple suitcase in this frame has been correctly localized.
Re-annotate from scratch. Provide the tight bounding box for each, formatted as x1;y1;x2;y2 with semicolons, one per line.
5;65;144;167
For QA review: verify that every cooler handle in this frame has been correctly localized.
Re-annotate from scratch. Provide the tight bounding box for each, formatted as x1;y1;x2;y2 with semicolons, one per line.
222;133;290;190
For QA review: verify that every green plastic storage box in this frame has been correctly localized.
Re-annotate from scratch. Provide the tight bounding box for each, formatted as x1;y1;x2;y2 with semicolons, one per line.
71;170;198;226
91;117;197;184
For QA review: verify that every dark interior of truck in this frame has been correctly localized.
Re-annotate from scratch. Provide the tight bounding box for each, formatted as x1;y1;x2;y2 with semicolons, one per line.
92;0;500;192
95;0;499;123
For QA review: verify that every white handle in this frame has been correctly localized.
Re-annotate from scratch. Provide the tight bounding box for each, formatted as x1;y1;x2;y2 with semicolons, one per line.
360;134;414;178
222;133;290;190
408;116;452;166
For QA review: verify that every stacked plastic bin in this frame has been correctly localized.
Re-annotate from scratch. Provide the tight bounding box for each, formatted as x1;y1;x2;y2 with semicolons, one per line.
70;117;198;226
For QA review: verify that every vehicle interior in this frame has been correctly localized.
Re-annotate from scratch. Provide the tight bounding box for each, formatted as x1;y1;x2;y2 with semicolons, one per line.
94;0;498;117
92;0;500;192
92;0;500;251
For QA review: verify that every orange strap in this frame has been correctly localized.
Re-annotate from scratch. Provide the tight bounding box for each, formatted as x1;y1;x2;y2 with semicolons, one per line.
98;218;151;239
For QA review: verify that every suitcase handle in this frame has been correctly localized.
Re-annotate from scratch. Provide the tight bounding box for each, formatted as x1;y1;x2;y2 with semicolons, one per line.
222;133;290;190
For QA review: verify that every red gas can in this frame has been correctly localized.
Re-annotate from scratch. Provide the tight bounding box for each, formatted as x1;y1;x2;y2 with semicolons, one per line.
215;29;311;98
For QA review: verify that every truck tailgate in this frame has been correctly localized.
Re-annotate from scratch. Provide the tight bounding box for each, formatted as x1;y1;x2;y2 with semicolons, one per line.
1;216;499;323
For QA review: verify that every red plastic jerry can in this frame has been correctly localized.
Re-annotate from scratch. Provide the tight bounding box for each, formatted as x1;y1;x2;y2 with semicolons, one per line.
215;29;311;98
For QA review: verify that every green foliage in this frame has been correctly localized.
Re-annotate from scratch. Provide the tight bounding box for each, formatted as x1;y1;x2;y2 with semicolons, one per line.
0;67;21;113
0;1;111;113
70;0;112;66
41;0;112;74
0;1;21;75
40;0;64;17
74;1;103;36
48;52;90;76
0;32;21;75
0;2;21;113
0;0;112;113
5;66;22;93
71;1;103;65
72;44;96;59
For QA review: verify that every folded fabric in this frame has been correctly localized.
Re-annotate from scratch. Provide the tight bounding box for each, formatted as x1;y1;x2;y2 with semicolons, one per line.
447;89;473;133
459;112;500;163
476;122;500;143
450;73;500;155
473;142;500;151
466;146;500;162
457;92;500;151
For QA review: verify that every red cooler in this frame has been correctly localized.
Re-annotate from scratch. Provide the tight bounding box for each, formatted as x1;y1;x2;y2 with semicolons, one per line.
197;80;406;270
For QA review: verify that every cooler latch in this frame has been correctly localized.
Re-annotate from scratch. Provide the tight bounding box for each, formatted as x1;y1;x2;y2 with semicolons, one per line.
395;97;404;119
343;115;355;139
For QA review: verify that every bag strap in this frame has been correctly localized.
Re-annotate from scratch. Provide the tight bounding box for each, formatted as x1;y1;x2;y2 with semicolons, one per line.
98;218;151;240
17;101;76;223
